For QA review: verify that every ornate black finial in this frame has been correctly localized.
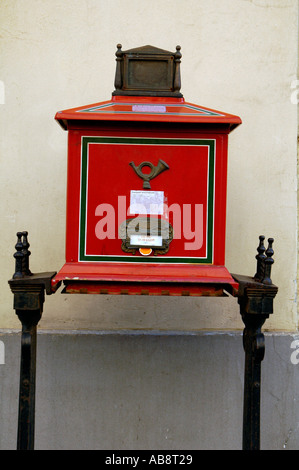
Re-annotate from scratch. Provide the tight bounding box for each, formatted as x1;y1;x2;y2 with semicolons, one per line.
263;238;274;285
12;231;33;279
254;235;266;282
13;232;25;279
22;231;32;276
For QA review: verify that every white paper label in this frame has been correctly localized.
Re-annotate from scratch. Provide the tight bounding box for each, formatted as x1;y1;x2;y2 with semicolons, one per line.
129;190;164;215
130;235;163;247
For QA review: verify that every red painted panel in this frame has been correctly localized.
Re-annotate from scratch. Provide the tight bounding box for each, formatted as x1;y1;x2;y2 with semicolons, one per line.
64;128;228;266
84;141;209;258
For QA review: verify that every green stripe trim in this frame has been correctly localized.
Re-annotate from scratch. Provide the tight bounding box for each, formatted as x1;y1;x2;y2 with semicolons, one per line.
78;103;223;117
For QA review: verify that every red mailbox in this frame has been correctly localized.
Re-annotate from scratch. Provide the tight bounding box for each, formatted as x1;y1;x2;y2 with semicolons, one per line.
52;45;241;296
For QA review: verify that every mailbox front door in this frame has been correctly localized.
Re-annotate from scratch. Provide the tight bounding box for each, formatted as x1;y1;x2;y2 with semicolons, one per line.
66;130;228;267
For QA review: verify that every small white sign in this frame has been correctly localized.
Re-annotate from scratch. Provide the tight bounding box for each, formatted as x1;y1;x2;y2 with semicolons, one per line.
129;190;164;215
130;235;163;247
132;105;166;113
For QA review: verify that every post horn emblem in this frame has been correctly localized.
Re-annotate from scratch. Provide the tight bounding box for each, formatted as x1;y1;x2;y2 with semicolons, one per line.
129;160;169;189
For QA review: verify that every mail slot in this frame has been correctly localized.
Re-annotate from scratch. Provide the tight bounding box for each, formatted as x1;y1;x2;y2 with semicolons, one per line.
52;45;241;295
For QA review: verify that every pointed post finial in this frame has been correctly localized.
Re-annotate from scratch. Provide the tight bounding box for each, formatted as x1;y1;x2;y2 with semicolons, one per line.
254;235;266;282
22;231;32;276
13;232;25;279
173;45;182;92
263;238;274;285
12;231;32;279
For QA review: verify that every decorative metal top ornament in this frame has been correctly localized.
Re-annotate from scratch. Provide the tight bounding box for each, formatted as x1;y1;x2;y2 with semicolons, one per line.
129;159;169;189
112;44;182;97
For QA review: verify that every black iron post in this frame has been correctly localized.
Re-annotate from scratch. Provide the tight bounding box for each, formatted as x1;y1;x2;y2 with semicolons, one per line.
233;236;278;450
8;232;58;450
15;308;41;450
241;313;266;450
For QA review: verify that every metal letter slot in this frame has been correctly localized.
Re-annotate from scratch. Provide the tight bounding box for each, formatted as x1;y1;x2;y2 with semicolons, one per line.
119;217;173;255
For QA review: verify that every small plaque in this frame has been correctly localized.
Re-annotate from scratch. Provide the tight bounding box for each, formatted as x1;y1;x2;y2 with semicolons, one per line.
130;190;164;215
119;217;173;255
130;235;163;247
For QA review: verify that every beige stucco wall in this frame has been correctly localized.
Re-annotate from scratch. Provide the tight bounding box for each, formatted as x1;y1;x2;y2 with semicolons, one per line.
0;0;298;331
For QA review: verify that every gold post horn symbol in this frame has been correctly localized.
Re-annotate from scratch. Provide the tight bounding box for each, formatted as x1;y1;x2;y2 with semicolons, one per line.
129;160;169;189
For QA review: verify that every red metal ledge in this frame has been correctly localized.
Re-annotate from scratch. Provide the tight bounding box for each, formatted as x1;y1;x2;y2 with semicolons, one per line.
52;262;238;296
55;96;241;132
